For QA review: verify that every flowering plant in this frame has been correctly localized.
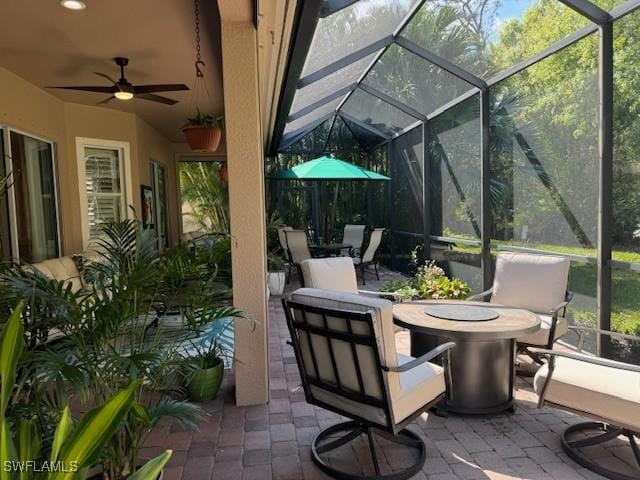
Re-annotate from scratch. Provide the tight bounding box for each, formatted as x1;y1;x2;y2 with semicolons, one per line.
381;260;470;300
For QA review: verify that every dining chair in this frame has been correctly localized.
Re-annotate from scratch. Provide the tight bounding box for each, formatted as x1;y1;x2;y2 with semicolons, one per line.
533;328;640;480
353;228;384;285
341;224;366;257
284;229;312;285
469;252;572;365
282;288;455;480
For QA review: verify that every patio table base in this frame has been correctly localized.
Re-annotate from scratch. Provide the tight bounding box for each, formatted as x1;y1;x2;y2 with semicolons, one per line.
410;332;516;415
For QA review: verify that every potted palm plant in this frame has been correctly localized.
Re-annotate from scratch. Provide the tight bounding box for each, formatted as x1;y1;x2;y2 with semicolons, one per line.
267;252;286;296
0;302;173;480
182;111;223;152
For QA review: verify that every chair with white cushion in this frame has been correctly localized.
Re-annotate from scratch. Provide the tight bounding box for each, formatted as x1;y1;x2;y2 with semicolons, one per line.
353;228;384;285
469;252;572;364
300;257;397;301
533;328;640;480
282;288;454;480
341;224;365;257
284;229;312;285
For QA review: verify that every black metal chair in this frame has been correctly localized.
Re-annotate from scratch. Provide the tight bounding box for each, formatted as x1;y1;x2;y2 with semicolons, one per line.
282;288;454;479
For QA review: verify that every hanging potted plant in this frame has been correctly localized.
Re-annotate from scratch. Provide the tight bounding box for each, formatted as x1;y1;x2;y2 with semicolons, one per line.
182;111;223;153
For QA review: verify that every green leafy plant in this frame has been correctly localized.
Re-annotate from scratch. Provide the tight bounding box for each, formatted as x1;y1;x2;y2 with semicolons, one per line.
380;260;470;301
0;302;173;480
182;112;223;129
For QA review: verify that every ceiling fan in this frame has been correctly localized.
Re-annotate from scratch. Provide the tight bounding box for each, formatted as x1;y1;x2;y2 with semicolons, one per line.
48;57;189;105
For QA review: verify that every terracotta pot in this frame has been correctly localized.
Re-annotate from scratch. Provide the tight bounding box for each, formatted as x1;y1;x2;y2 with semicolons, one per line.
182;125;221;152
219;163;228;183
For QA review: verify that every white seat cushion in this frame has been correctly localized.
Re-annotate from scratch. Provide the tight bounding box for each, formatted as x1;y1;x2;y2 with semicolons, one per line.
32;257;83;293
392;353;445;423
491;253;570;313
300;258;359;294
518;314;568;346
534;356;640;432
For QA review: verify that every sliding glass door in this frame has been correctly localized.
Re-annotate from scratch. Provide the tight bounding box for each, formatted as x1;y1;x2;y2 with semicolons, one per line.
3;129;60;262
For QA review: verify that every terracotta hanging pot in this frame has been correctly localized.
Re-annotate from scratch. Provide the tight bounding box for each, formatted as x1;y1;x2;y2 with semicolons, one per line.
219;163;228;183
182;125;222;153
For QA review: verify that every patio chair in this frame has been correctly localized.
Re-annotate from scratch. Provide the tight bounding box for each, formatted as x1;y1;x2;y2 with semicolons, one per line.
282;288;455;480
300;257;398;301
468;252;572;364
341;224;365;257
533;328;640;480
284;229;312;285
353;228;384;285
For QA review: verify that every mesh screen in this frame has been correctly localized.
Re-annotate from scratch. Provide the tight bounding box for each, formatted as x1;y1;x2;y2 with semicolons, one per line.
402;0;589;79
390;126;423;234
364;43;474;117
341;88;417;136
429;94;481;239
302;0;418;76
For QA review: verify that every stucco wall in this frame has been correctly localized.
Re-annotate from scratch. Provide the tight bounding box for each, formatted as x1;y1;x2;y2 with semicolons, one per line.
0;67;179;255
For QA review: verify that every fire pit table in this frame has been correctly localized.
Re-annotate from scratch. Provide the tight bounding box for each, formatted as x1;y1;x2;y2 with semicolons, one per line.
393;300;540;415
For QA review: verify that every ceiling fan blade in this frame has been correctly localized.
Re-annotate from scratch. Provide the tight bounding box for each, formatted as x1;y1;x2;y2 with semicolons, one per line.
93;72;118;84
47;86;115;93
97;96;116;105
136;93;179;105
134;84;189;94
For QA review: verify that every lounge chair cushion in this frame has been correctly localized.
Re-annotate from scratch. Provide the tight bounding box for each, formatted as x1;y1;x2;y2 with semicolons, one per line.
393;353;445;423
534;356;640;432
300;258;359;294
518;314;568;346
491;253;570;314
32;256;83;293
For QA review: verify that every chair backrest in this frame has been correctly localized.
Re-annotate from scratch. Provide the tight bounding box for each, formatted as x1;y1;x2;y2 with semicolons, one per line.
342;224;365;250
282;288;399;428
361;228;384;263
300;257;359;294
491;252;570;313
284;229;312;264
277;226;293;252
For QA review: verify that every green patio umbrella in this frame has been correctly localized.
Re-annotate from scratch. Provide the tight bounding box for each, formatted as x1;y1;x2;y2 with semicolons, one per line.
270;155;390;181
270;155;390;242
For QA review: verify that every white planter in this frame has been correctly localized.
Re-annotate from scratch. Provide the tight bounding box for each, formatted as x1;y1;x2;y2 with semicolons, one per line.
267;271;286;296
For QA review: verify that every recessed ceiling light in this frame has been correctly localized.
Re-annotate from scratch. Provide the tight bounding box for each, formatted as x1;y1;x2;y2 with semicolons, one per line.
59;0;86;10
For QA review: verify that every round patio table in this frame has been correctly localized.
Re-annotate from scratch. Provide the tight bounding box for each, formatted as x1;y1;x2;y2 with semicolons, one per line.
393;300;540;415
310;243;350;257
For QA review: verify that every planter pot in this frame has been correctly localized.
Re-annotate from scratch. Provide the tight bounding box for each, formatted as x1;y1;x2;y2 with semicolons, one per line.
182;125;222;152
219;163;228;182
267;271;286;296
186;361;224;401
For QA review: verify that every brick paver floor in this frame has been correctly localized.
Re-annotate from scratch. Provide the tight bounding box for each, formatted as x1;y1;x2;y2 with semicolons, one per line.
147;267;640;480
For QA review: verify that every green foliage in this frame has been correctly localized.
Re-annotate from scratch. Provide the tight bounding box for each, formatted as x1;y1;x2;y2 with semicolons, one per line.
182;111;223;129
380;260;471;301
180;162;229;234
0;302;172;480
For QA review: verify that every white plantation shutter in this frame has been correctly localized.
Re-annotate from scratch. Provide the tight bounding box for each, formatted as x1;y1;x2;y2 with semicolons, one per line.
84;148;123;240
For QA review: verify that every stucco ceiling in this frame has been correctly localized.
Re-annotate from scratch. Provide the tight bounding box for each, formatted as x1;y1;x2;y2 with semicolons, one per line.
0;0;223;142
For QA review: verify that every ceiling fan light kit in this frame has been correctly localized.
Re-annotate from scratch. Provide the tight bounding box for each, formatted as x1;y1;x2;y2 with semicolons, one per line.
59;0;86;10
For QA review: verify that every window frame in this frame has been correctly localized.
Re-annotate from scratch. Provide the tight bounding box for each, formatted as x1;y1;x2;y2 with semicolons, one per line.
2;126;62;262
76;137;133;250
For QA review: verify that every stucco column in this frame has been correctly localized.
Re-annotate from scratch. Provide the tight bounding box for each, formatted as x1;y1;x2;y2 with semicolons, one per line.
218;0;269;405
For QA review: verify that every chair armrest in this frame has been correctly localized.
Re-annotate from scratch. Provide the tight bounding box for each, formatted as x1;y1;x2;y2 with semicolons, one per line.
529;348;640;373
467;287;493;302
359;290;398;301
549;291;574;316
382;342;456;373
